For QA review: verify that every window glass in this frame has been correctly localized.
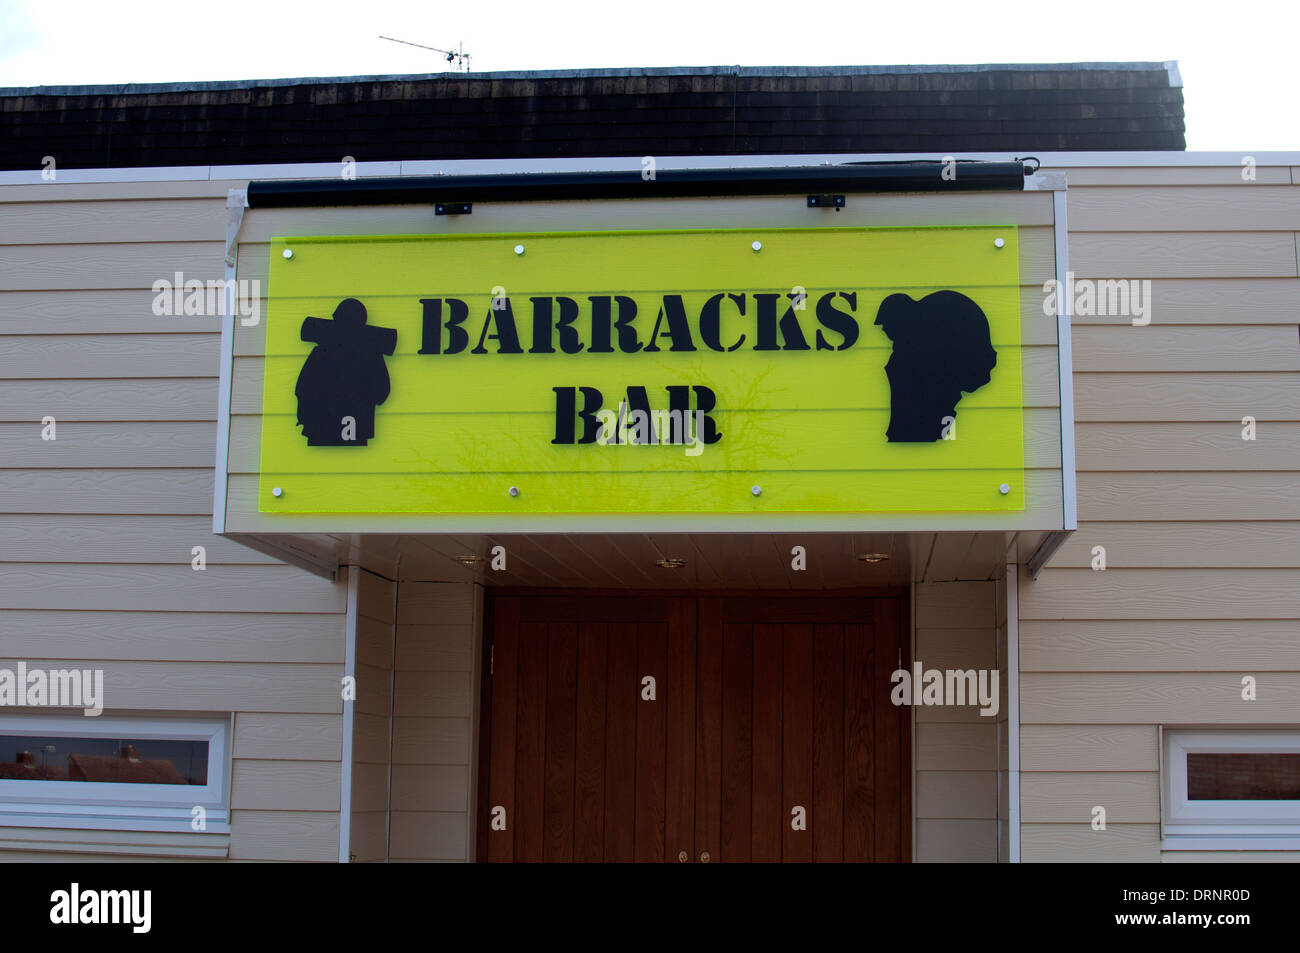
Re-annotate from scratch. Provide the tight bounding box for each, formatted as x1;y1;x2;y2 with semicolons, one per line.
1187;752;1300;801
0;734;208;785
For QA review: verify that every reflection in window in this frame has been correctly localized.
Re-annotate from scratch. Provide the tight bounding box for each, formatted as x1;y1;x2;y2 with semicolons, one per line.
1188;753;1300;800
0;735;207;785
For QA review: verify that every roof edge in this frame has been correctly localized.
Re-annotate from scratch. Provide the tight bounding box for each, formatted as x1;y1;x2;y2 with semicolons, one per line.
0;61;1179;98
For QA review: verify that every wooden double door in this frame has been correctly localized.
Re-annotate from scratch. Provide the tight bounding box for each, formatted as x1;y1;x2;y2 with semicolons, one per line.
477;591;909;862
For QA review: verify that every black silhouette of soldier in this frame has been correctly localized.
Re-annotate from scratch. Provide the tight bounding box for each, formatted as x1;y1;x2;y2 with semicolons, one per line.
874;290;997;442
295;298;397;446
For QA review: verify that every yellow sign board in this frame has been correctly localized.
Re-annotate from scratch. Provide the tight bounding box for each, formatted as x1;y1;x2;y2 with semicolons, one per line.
258;226;1024;514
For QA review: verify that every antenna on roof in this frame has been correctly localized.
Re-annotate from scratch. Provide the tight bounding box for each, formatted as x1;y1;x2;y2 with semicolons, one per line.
378;35;471;72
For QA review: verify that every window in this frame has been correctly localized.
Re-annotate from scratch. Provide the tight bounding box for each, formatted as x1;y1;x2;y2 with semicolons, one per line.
0;715;229;833
1163;729;1300;848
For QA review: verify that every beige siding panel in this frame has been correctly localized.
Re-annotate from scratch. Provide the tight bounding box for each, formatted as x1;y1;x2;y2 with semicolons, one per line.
1072;326;1300;372
1058;167;1292;186
1076;423;1300;471
231;759;340;811
0;610;342;663
0;289;234;336
0;421;216;468
1074;373;1300;422
396;583;475;626
356;615;393;670
1068;187;1300;232
1022;673;1300;724
915;723;997;771
914;819;996;862
233;712;343;761
0;180;240;202
392;669;473;718
354;661;394;718
388;811;467;861
229;809;339;862
1019;568;1300;620
1163;851;1300;863
395;624;475;672
1069;233;1297;278
0;515;278;564
914;581;995;629
0;199;226;245
0;468;212;514
1020;725;1158;772
0;827;229;859
1077;472;1300;521
350;810;388;862
1021;823;1160;862
1020;772;1159;823
915;770;997;819
351;762;390;813
0;378;217;422
1022;620;1300;672
391;716;471;765
353;712;391;763
0;334;217;379
0;657;342;713
390;765;470;812
0;564;345;613
1066;278;1300;326
0;242;225;291
915;628;997;670
357;570;395;625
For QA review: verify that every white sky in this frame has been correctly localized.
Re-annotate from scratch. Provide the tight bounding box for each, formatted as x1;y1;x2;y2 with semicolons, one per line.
1;0;1296;151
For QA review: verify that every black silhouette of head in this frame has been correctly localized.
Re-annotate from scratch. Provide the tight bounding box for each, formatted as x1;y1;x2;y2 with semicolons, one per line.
874;290;997;442
294;298;397;447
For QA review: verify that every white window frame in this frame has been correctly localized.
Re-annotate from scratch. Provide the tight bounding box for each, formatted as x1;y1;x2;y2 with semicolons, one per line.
1162;729;1300;850
0;714;229;834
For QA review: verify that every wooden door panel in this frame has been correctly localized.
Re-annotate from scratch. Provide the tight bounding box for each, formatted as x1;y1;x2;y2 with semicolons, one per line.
603;621;637;862
812;623;845;863
542;621;578;862
751;623;783;863
719;622;753;862
573;622;607;862
481;592;908;863
843;622;876;862
782;623;814;863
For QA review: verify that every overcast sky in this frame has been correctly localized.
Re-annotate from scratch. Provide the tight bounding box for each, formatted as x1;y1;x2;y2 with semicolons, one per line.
1;0;1295;151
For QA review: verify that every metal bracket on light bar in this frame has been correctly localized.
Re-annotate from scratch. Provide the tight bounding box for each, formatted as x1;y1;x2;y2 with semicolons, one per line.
246;160;1029;208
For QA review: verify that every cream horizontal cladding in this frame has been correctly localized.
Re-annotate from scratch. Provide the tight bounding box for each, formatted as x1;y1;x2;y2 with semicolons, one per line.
0;177;348;862
387;581;481;862
912;580;1001;862
1018;160;1300;862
